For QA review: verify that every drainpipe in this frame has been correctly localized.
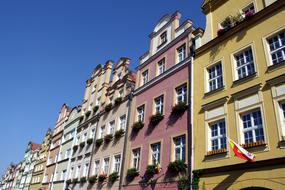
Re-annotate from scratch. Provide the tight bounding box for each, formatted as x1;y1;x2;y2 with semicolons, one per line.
118;81;134;190
188;39;195;190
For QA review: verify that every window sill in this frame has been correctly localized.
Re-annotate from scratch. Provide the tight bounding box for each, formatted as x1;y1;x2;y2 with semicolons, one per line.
206;148;227;156
232;72;257;87
241;140;267;149
266;60;285;73
204;86;225;97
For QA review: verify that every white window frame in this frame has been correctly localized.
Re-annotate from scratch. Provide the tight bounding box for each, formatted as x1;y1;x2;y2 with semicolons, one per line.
100;126;105;139
132;148;140;170
83;163;89;177
154;95;164;115
177;44;186;63
93;160;100;176
242;2;256;15
150;143;161;165
113;154;121;173
141;70;149;85
173;135;186;161
157;58;166;75
209;119;227;151
207;62;224;92
176;84;187;104
102;157;110;174
137;105;145;122
119;115;126;130
109;120;115;135
266;30;285;65
75;165;81;178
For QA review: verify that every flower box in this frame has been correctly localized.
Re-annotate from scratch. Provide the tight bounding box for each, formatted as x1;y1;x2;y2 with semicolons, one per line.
178;176;189;190
80;176;87;183
114;129;125;139
245;11;254;20
132;121;144;130
242;140;266;149
87;138;93;145
85;110;91;117
66;179;72;184
98;174;107;182
88;175;97;184
104;134;113;143
145;165;158;178
72;178;78;183
126;168;139;181
95;138;103;147
206;148;227;156
167;160;187;173
79;141;85;148
149;113;164;126
171;102;188;115
93;106;99;114
108;172;119;183
105;103;113;112
114;97;123;106
73;145;78;152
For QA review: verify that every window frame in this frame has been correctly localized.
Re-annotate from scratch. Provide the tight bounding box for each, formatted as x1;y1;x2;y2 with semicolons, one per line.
208;119;227;151
173;135;186;162
141;70;149;86
157;58;166;76
102;157;110;174
177;44;187;63
206;62;224;92
136;104;145;122
150;142;161;165
113;154;122;173
153;95;164;115
132;147;141;170
175;83;188;104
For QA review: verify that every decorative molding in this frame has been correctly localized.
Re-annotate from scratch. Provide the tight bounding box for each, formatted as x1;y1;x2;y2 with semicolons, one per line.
231;84;262;100
202;96;229;111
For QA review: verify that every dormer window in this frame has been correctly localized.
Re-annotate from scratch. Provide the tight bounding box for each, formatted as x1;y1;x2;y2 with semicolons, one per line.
159;31;167;47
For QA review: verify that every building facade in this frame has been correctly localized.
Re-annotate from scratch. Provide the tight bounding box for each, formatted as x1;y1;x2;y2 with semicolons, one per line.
42;104;71;190
29;129;52;190
52;106;81;190
122;12;199;190
88;58;135;190
193;0;285;189
67;62;113;190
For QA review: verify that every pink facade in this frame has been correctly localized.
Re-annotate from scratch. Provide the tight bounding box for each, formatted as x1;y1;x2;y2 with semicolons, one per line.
123;12;195;190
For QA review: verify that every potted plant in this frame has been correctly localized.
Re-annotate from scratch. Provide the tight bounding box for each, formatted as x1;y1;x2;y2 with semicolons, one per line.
126;168;139;181
85;110;91;118
149;113;164;126
178;176;189;190
114;129;125;139
73;145;78;152
105;103;113;112
108;172;119;183
93;106;99;114
132;121;144;130
167;160;187;173
114;97;123;106
95;138;103;147
87;138;93;145
220;16;234;30
104;134;113;143
217;28;226;36
72;178;78;183
171;102;188;115
88;175;97;184
80;176;87;183
145;165;157;178
245;11;254;20
79;141;85;148
98;173;107;183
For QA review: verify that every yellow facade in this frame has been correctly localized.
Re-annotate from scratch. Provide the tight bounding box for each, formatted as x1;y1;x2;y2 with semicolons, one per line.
193;0;285;189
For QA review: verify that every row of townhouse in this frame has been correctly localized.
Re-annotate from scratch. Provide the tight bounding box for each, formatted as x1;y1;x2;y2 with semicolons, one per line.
1;0;284;189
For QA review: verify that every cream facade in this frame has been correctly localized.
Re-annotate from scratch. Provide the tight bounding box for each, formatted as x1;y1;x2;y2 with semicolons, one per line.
193;0;285;189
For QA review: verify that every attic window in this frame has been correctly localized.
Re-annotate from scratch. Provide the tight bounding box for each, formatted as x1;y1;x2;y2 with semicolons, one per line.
158;31;167;48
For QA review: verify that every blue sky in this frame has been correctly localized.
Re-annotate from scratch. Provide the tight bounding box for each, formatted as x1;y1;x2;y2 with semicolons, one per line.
0;0;205;175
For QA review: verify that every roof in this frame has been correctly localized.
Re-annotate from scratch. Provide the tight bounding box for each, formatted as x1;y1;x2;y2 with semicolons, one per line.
31;143;41;151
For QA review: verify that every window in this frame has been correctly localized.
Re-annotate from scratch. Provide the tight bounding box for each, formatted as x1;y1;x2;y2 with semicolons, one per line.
76;136;80;145
113;155;121;173
90;128;95;139
241;109;265;144
83;132;87;141
176;84;187;104
83;163;89;177
151;143;161;165
118;72;122;80
279;102;285;137
141;70;149;85
100;126;105;138
69;167;74;179
157;58;165;75
92;84;97;93
154;95;164;114
210;120;227;150
208;63;223;91
234;48;255;79
94;160;100;175
109;121;115;135
109;96;114;103
177;44;186;63
119;115;126;130
137;105;145;122
61;170;67;180
242;3;255;14
174;135;186;161
132;148;140;170
76;165;81;178
159;31;167;46
267;31;285;65
119;89;124;97
103;158;110;174
65;149;71;159
96;97;101;106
